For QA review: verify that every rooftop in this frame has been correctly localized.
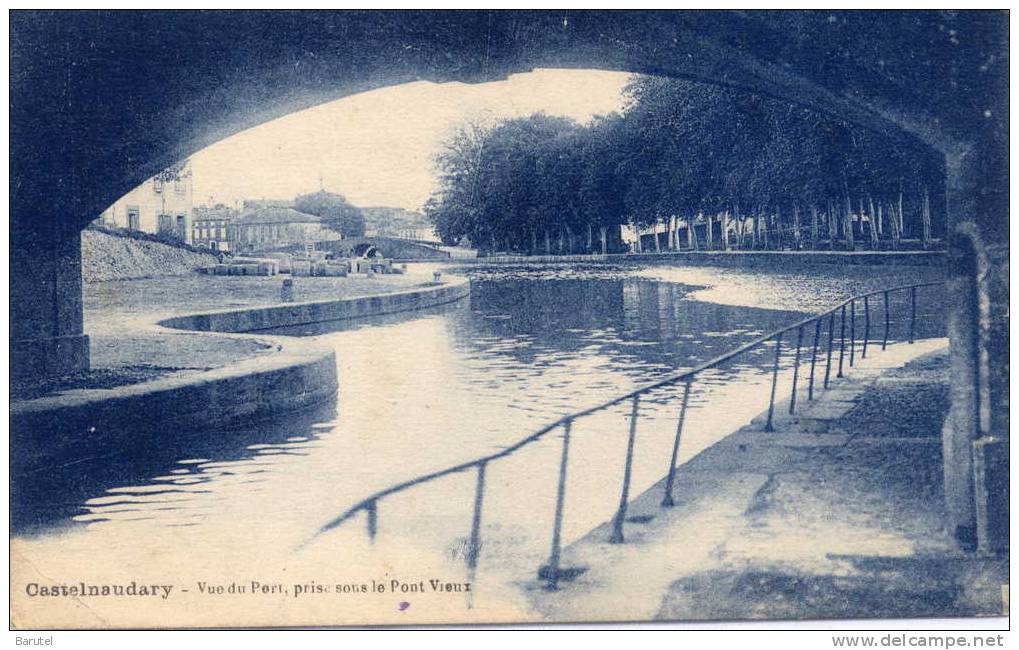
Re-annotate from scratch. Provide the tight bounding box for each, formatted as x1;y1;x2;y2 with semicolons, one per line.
235;207;321;225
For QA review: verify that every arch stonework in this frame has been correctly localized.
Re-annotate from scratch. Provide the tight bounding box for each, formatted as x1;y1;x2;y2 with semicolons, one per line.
10;10;1008;549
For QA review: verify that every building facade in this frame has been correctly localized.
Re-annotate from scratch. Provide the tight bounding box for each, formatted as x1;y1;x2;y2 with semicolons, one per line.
192;204;237;251
228;207;342;254
96;160;194;243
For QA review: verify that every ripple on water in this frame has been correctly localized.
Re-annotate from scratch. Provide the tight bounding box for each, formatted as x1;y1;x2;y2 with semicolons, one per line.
18;262;944;589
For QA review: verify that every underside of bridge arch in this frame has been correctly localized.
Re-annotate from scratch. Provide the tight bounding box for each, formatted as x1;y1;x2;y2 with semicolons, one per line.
10;10;1008;550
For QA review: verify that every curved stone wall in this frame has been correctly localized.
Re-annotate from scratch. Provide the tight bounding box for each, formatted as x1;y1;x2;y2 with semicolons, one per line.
158;277;470;333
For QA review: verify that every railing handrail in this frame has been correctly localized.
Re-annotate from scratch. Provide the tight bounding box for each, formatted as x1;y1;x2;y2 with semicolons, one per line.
309;279;944;542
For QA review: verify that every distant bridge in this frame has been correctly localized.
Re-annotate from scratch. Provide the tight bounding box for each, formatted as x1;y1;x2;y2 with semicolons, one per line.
316;236;454;261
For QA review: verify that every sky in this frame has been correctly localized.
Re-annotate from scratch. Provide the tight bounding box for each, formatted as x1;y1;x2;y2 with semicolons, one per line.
189;68;633;212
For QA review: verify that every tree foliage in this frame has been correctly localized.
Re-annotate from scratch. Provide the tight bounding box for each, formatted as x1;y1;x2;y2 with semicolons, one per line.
294;190;366;238
425;77;945;254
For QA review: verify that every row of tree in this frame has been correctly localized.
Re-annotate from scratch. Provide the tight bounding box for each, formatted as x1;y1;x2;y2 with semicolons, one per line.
425;76;945;255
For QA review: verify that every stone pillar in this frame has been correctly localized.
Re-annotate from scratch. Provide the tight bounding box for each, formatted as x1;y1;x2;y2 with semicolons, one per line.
10;222;90;382
941;129;1008;551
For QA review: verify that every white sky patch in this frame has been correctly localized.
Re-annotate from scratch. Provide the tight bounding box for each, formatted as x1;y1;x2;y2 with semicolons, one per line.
190;68;633;211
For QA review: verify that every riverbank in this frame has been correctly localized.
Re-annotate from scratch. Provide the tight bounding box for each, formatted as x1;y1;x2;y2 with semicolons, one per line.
11;271;470;444
434;249;945;268
526;344;1008;623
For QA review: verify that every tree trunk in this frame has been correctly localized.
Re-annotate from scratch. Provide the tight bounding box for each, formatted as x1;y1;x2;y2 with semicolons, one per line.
866;197;878;248
733;203;743;249
790;205;798;249
892;195;900;249
773;210;780;249
888;201;900;250
599;226;608;255
843;194;855;249
810;204;818;250
921;186;932;249
897;191;905;242
721;210;730;250
827;202;836;250
869;196;879;240
586;223;593;252
544;229;551;255
842;203;854;250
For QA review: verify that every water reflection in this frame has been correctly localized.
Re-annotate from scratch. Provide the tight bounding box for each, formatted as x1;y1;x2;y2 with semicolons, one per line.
12;263;943;554
10;400;337;533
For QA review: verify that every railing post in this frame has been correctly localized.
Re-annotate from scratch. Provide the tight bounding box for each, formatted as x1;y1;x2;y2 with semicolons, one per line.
808;317;822;401
862;295;870;359
662;380;692;508
609;396;640;544
909;285;917;344
849;299;856;367
542;419;572;590
837;304;847;378
789;325;804;414
365;500;378;543
765;333;782;432
466;461;487;572
824;311;836;389
882;290;890;351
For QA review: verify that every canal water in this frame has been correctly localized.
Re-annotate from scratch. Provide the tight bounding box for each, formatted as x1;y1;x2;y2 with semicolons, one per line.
11;262;945;623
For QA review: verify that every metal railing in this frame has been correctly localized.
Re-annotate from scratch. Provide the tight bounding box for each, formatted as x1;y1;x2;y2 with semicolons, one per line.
307;280;944;591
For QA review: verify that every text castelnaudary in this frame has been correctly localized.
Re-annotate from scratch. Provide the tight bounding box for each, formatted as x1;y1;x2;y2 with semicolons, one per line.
26;582;173;599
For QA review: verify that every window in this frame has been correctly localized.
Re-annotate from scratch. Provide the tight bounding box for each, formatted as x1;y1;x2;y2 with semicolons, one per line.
153;178;163;194
158;214;173;234
174;178;185;194
127;206;140;231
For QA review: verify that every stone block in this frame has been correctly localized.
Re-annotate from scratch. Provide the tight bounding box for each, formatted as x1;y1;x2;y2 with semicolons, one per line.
323;263;347;277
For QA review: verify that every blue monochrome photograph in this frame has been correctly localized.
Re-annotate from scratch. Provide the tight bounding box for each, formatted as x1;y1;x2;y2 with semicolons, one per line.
8;9;1009;629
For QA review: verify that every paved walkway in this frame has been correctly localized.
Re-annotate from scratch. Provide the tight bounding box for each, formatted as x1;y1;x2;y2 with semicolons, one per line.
83;272;432;372
83;273;428;331
527;339;1008;623
13;272;433;400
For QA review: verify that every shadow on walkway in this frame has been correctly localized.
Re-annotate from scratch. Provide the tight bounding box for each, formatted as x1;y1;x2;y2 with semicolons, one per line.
528;346;1008;623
